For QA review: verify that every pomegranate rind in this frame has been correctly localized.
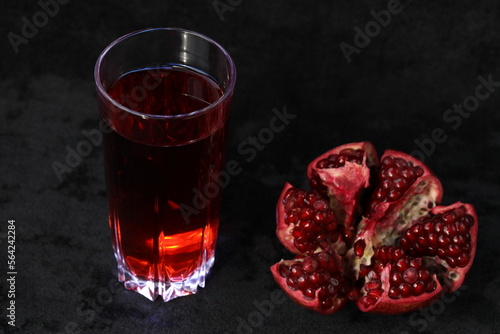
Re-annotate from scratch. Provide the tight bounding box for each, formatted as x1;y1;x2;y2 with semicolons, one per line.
307;141;379;229
357;264;443;314
270;260;348;315
276;183;302;255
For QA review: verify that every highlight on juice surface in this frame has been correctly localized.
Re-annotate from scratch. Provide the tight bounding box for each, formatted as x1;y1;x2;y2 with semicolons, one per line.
94;28;236;301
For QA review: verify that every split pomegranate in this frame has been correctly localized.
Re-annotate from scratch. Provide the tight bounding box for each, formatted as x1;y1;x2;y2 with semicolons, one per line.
271;141;478;315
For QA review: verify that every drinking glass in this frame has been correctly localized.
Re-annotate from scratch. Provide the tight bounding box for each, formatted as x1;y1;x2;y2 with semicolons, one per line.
94;28;236;301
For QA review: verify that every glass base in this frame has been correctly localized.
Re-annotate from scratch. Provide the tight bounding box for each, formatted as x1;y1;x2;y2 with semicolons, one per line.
116;254;215;302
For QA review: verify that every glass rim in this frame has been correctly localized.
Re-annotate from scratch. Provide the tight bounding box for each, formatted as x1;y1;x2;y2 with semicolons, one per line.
94;27;236;120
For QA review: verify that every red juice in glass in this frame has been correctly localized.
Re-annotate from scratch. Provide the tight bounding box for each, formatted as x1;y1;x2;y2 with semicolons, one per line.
95;29;236;302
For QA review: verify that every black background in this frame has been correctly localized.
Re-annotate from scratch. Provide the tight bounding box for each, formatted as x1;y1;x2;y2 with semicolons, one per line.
1;0;499;333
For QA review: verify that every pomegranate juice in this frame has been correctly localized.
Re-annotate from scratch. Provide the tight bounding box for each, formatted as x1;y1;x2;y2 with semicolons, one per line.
101;66;227;300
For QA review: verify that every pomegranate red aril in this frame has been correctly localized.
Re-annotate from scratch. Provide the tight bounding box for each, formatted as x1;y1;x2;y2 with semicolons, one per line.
308;271;322;287
303;288;316;300
388;287;399;299
412;281;426;295
297;275;309;290
426;280;437;293
279;264;291;278
302;256;319;274
354;240;366;257
456;254;470;267
290;264;303;277
320;298;334;310
390;272;403;285
272;142;477;315
287;277;298;290
402;267;418;284
365;280;382;291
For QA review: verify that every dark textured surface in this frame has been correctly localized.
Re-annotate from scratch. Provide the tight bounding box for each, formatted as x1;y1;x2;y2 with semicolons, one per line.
1;0;500;333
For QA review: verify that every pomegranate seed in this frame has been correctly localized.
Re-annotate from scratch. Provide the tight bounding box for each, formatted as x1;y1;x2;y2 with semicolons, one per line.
366;270;379;280
392;248;405;261
295;241;312;254
308;272;322;287
456;253;470;267
443;224;456;237
290;264;303;277
374;262;385;273
302;257;319;274
304;222;320;235
434;221;444;233
365;279;382;291
359;264;372;277
377;246;389;262
354;240;366;257
388;287;400;299
438;235;451;247
348;289;360;301
453;234;468;246
399;238;409;248
313;200;328;211
409;259;421;269
315;252;338;272
297;275;309;291
402;268;418;284
455;221;468;234
368;288;383;298
286;277;298;290
395;258;409;272
442;211;456;223
423;221;434;232
412;281;426;295
447;244;461;257
279;264;291;278
320;297;334;310
317;286;329;301
362;294;379;306
391;272;403;285
427;233;438;246
292;228;302;239
425;280;437;293
399;283;412;298
303;288;315;300
447;256;457;267
461;214;474;227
